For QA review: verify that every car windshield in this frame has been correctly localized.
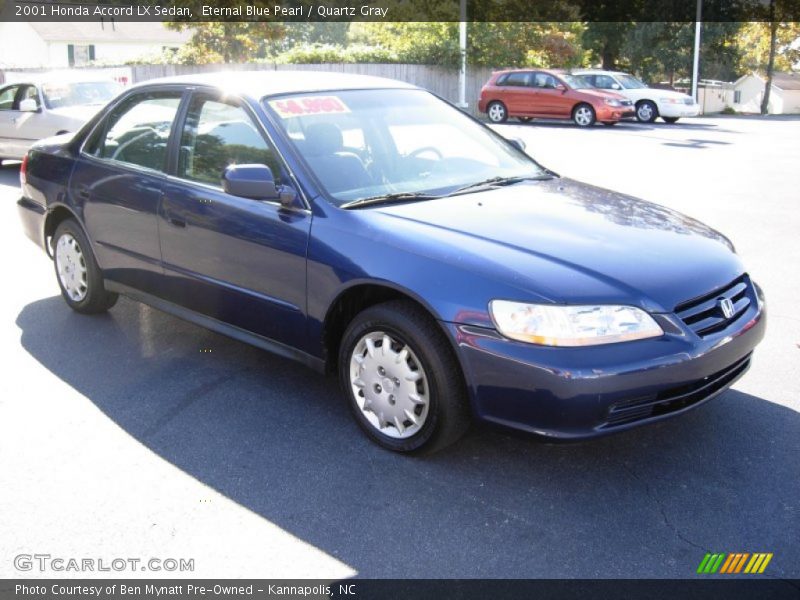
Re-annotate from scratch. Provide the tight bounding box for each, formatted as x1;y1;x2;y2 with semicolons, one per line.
617;74;648;89
263;88;546;205
41;81;121;109
561;74;593;90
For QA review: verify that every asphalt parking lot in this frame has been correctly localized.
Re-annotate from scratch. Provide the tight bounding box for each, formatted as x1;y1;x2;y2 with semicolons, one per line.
1;116;798;580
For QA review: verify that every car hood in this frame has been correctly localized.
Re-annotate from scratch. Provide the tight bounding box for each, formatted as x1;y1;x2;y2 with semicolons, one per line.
47;104;104;122
371;178;743;313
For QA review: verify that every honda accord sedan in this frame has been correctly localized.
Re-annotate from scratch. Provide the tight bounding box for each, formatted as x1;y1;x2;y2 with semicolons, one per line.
17;72;765;453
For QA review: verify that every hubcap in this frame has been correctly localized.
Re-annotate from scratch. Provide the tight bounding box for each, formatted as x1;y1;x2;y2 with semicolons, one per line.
489;104;505;122
55;234;88;302
575;107;593;126
349;331;430;439
638;104;653;121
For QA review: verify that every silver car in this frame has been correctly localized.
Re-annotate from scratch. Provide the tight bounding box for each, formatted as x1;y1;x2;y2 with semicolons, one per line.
0;78;121;162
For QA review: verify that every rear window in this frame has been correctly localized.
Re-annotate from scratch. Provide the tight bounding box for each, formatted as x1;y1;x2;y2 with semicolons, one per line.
497;72;531;87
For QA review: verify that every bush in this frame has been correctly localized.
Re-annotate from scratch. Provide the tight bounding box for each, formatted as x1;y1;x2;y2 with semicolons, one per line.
721;106;737;115
273;43;398;64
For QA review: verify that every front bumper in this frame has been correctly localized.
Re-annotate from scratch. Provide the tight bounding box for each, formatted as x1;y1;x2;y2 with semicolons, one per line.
659;103;701;118
596;106;636;122
446;293;766;439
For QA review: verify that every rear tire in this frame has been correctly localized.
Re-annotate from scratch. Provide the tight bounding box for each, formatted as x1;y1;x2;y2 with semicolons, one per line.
662;117;679;124
487;101;508;123
338;300;470;453
572;103;596;127
52;219;118;314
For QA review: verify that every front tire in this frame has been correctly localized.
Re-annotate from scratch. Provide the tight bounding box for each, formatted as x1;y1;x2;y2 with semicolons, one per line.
487;101;508;123
636;100;658;123
53;220;118;314
572;103;596;127
662;117;679;124
338;300;470;453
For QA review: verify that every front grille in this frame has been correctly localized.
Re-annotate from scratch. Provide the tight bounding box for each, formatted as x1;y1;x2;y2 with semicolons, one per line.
602;353;751;428
674;275;752;337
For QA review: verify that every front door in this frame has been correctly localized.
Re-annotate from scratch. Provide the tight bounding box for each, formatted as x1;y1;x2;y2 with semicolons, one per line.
159;92;311;350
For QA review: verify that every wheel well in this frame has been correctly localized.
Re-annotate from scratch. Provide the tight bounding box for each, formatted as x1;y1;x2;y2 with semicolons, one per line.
44;206;77;253
571;102;593;117
322;284;429;373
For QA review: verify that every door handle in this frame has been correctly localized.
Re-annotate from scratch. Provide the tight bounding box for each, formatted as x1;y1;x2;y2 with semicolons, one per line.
167;216;186;228
76;185;90;200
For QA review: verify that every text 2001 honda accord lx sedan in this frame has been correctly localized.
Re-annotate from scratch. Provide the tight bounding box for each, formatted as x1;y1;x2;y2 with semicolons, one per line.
17;72;765;452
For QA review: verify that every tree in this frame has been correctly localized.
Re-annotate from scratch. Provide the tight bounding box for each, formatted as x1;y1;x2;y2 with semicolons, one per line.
165;4;286;64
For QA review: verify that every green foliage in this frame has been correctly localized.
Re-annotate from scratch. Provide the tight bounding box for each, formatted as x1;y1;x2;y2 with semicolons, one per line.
273;43;399;64
164;22;285;64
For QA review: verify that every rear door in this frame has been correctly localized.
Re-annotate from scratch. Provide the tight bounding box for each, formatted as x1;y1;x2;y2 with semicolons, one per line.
69;88;183;291
498;72;536;115
158;91;311;350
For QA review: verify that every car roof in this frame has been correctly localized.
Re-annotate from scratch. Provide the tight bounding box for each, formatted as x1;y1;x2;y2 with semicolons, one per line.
495;68;562;76
571;69;627;76
130;70;417;98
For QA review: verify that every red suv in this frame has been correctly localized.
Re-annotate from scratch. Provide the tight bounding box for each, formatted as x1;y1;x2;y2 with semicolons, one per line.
478;69;635;127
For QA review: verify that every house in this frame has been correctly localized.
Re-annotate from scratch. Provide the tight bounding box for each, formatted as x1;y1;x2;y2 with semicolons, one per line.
0;21;190;69
733;71;800;114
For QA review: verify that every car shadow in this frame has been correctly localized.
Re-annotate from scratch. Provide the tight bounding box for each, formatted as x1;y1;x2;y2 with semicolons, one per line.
16;296;800;578
493;119;742;135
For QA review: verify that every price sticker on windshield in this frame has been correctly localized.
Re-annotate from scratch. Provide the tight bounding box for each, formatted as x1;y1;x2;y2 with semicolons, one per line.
268;96;350;118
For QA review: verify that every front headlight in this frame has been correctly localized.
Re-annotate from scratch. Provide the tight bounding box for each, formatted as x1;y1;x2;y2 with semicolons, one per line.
489;300;664;347
604;98;622;107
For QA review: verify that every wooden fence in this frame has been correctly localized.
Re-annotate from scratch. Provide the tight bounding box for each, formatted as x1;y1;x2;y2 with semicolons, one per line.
131;63;496;116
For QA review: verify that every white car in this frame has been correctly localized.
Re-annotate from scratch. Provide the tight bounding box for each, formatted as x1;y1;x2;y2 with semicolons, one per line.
572;70;700;124
0;78;121;162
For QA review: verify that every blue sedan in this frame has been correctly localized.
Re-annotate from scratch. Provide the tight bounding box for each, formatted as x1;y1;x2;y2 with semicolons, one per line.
17;72;766;452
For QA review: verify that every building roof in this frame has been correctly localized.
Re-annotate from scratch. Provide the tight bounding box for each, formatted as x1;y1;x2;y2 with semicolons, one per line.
734;71;800;91
771;71;800;91
28;22;190;45
131;70;416;98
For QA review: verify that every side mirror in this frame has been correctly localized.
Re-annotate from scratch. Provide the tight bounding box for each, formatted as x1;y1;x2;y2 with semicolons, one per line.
19;98;39;112
507;137;526;152
222;164;297;208
555;83;567;92
611;83;621;90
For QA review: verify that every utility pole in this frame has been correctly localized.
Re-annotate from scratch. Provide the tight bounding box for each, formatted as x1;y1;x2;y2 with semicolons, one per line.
691;0;703;100
457;0;468;109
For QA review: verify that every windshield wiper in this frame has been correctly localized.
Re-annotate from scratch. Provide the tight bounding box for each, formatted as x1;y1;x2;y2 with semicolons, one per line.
448;174;554;197
340;192;442;210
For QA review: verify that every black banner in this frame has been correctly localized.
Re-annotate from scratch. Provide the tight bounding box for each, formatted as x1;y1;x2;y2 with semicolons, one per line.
2;0;800;22
3;580;800;600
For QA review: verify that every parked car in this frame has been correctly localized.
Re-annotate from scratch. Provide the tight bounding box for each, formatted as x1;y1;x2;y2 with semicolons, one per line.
17;72;765;453
478;68;635;127
0;77;121;163
572;69;700;123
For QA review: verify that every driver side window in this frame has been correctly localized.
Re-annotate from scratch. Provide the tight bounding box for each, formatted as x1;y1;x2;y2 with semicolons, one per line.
177;96;281;187
0;85;22;110
85;91;181;172
593;75;618;90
